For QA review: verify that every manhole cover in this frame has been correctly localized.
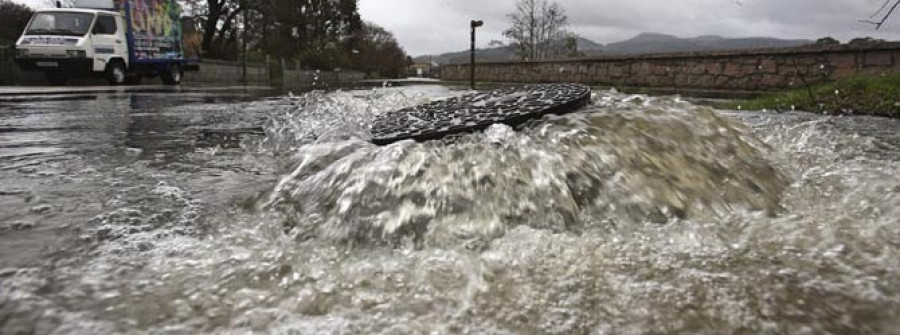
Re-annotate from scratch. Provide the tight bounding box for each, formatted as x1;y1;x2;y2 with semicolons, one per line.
370;84;592;145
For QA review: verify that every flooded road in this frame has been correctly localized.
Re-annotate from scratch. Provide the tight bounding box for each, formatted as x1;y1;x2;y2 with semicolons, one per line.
1;86;899;334
0;89;275;270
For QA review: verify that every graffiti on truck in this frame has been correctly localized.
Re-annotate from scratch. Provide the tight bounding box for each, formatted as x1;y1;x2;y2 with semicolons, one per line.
117;0;183;60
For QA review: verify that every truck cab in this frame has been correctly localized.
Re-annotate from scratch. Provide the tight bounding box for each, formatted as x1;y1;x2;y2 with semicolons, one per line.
14;0;192;86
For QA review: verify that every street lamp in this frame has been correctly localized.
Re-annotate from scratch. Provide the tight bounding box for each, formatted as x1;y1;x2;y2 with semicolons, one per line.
470;20;483;90
241;0;247;83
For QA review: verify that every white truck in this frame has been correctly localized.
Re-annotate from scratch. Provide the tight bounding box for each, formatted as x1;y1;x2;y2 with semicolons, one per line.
14;0;198;85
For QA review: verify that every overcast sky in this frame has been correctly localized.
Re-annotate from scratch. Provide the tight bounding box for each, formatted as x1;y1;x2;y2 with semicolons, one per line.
16;0;49;8
359;0;900;56
16;0;900;56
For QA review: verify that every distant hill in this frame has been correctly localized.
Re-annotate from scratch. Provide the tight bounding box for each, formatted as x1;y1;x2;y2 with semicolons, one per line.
413;37;601;65
413;46;517;65
603;33;812;55
574;37;604;52
415;33;813;65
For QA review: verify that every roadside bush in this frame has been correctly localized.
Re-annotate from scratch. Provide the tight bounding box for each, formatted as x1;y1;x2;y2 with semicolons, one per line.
732;74;900;118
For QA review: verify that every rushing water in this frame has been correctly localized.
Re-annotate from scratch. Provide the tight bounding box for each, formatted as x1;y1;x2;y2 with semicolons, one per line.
2;86;899;334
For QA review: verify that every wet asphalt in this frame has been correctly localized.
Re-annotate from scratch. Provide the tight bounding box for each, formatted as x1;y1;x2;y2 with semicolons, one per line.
0;86;281;269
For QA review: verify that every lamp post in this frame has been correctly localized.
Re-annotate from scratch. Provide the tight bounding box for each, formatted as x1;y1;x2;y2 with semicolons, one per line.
241;0;247;83
470;20;483;90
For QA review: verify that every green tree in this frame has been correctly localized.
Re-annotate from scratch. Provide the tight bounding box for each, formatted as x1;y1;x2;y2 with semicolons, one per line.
243;0;362;69
350;22;409;78
0;0;34;46
186;0;405;76
849;36;886;46
561;34;583;58
814;37;840;46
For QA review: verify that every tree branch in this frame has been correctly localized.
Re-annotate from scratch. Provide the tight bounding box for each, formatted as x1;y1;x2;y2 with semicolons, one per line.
861;0;900;29
871;0;892;18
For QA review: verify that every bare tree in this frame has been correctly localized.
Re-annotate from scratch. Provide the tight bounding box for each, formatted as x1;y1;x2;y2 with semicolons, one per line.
182;0;245;59
861;0;900;29
502;0;571;60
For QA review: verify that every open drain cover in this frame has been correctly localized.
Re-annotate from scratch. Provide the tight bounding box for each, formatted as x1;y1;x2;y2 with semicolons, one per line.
370;83;592;145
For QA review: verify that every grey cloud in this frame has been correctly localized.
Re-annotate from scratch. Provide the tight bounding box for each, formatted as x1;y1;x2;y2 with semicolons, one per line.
360;0;900;56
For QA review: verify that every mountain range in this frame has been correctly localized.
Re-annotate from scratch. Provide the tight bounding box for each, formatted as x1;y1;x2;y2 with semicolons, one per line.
414;33;813;65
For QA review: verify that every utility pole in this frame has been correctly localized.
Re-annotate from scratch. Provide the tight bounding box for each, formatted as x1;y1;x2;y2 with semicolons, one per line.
470;20;483;90
241;0;247;83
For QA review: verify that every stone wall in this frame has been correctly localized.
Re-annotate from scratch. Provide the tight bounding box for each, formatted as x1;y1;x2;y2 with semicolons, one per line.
441;43;900;92
283;69;366;86
183;59;270;85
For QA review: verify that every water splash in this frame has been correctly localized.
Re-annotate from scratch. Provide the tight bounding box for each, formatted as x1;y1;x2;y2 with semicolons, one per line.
261;90;786;247
253;86;453;154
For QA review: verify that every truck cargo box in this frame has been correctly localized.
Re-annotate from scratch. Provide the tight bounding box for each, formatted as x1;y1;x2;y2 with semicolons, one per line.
115;0;184;62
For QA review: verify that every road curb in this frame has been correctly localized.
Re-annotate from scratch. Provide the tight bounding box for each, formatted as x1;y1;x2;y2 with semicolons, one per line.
0;85;276;97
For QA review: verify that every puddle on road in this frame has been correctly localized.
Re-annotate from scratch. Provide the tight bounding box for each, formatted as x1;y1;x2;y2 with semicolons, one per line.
0;90;271;269
0;147;66;160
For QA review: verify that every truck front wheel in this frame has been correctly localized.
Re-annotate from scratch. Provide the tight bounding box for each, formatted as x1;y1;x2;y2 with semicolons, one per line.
43;71;68;86
106;61;126;85
161;64;182;85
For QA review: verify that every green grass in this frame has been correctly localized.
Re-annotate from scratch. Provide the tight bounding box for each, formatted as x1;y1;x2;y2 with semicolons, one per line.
731;74;900;117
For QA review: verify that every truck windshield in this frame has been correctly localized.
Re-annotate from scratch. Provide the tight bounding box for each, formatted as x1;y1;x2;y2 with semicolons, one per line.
25;12;95;36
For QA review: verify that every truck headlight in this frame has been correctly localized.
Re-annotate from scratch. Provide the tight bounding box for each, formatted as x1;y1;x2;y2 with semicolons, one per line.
15;48;29;58
66;50;86;58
